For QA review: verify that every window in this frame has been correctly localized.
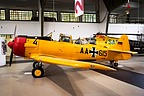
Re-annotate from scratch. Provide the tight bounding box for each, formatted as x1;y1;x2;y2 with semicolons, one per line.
44;12;57;20
0;10;5;20
82;14;96;22
36;11;57;21
109;15;117;23
61;12;96;22
61;12;79;22
10;10;32;20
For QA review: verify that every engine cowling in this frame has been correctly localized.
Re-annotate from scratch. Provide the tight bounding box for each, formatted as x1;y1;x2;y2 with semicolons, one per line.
8;37;26;57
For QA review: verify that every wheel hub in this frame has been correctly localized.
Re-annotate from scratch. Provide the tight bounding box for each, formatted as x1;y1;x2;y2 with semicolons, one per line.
34;69;41;76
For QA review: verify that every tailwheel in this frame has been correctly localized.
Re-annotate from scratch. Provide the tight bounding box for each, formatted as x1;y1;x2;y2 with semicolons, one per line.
33;61;42;68
113;63;118;67
109;61;118;68
32;67;44;78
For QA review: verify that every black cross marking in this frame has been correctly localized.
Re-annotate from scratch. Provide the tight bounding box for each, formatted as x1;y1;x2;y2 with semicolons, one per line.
89;47;98;57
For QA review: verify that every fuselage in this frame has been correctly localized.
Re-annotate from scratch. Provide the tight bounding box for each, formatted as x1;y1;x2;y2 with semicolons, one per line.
24;37;131;61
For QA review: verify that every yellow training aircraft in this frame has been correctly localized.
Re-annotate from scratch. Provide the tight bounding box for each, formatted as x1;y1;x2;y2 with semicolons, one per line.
8;33;136;78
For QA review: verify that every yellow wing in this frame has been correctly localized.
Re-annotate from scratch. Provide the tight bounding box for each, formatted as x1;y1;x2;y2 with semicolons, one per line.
30;54;116;71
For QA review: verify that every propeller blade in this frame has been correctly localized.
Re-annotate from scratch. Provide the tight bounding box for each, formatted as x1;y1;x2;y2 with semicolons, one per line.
9;49;13;66
14;25;17;38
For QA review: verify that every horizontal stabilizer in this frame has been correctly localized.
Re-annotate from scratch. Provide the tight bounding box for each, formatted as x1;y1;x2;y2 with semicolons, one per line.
108;49;137;54
30;55;116;71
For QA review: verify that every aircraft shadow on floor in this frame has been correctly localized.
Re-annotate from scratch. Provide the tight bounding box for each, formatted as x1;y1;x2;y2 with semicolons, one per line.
44;65;84;96
93;68;144;89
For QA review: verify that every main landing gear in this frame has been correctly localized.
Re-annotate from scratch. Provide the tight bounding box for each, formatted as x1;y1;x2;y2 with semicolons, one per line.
109;60;118;68
32;61;44;78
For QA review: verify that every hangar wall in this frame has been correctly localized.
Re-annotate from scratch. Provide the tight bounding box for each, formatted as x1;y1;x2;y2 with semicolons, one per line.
44;22;100;40
0;21;144;40
0;21;100;40
0;21;40;36
0;0;109;41
108;24;144;40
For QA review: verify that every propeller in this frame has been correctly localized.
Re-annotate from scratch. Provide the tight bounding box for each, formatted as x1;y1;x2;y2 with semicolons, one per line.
9;25;17;66
13;25;17;37
9;48;13;66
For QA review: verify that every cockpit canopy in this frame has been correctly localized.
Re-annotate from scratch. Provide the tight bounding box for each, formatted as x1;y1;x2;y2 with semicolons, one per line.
59;33;96;45
59;33;72;43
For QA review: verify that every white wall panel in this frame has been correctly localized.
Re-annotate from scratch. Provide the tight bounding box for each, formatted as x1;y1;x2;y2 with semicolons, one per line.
0;21;100;40
108;24;144;40
0;21;40;36
44;22;100;40
1;21;144;41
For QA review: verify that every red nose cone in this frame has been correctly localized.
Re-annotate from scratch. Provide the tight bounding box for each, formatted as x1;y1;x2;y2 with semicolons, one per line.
8;41;14;49
8;37;26;57
13;37;26;57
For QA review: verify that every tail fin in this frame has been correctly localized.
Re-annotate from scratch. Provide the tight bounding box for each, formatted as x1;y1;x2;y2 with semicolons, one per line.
108;35;134;60
112;35;130;51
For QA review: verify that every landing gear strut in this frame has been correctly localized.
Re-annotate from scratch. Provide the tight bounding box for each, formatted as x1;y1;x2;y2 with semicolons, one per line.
109;60;118;68
32;61;44;78
33;61;42;68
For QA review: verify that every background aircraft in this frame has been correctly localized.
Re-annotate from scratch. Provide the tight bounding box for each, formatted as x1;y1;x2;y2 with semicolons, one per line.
8;34;136;78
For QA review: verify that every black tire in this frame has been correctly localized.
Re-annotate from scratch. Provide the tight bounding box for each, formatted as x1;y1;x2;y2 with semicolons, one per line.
113;63;118;67
32;67;44;78
33;61;42;68
109;61;118;68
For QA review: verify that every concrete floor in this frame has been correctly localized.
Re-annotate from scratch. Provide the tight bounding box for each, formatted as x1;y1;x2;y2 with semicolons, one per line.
0;56;144;96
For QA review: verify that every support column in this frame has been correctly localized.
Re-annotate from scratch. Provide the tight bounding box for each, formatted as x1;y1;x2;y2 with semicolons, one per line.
79;16;82;22
32;10;37;18
126;13;130;23
57;11;61;22
5;9;10;20
96;0;100;23
39;0;44;37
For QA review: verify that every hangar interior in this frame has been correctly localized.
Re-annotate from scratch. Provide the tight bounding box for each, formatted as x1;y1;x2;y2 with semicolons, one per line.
0;0;144;96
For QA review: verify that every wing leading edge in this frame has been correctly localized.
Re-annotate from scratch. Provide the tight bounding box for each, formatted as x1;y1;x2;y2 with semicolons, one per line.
30;55;116;71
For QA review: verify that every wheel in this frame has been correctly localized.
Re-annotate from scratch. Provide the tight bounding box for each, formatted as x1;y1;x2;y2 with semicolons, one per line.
113;63;118;67
109;61;118;68
32;67;44;78
33;61;42;68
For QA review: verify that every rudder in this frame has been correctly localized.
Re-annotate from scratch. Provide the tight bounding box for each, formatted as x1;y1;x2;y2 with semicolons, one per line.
112;35;130;51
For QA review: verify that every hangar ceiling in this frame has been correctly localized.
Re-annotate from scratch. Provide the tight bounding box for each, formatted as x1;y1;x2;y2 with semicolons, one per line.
0;0;97;12
0;0;143;14
0;0;127;12
112;0;144;15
